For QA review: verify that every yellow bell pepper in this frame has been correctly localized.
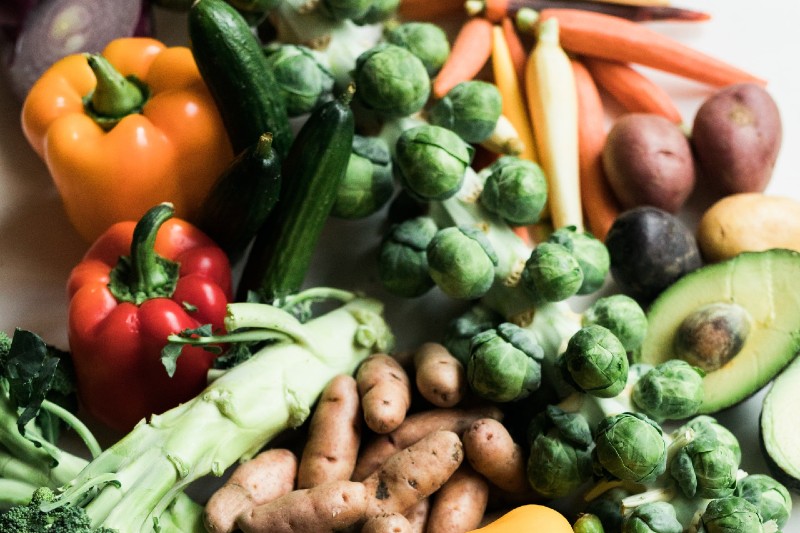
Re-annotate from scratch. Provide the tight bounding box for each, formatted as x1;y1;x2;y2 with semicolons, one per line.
469;505;573;532
21;37;234;242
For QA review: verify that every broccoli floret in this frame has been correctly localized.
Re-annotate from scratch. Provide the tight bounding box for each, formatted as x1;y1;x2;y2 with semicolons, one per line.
0;487;117;532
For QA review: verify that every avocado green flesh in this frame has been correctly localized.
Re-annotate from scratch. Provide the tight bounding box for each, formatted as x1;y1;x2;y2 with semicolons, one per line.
636;249;800;414
761;354;800;488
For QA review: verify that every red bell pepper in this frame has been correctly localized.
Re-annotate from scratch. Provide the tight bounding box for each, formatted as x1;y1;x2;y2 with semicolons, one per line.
66;203;233;432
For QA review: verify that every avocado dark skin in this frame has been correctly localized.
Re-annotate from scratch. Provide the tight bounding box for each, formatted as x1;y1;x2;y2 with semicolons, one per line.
605;206;703;303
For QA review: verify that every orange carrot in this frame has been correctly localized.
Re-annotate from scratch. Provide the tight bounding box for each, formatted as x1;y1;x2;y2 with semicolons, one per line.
583;57;683;124
475;0;710;22
432;16;494;99
537;9;765;87
571;58;620;240
398;0;466;21
491;24;538;163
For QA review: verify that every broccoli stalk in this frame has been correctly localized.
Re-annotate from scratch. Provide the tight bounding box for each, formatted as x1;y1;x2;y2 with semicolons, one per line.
20;289;392;531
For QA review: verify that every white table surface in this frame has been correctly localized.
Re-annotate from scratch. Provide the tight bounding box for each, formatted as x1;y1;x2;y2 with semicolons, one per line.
1;0;799;529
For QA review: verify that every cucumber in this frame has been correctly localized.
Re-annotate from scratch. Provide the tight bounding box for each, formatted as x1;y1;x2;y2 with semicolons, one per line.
237;85;356;301
188;0;292;158
196;133;282;262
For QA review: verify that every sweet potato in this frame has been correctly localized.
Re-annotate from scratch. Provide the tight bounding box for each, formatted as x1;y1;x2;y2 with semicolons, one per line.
462;418;530;494
362;430;464;517
426;465;489;533
691;83;782;195
413;342;467;408
236;480;367;533
362;512;414;533
204;449;298;533
297;375;361;489
352;405;504;481
357;353;412;434
602;113;695;213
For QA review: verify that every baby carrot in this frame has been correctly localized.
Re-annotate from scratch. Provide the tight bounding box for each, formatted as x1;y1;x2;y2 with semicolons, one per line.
537;8;765;87
432;16;494;99
525;17;583;230
491;23;538;163
571;58;620;240
583;57;683;124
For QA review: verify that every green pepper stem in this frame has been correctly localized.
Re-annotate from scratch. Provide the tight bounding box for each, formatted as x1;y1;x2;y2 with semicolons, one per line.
85;54;147;128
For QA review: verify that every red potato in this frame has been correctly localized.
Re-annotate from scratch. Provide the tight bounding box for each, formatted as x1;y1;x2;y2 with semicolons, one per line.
357;353;412;434
236;480;368;533
602;113;695;213
362;429;464;517
426;465;489;533
297;375;361;488
204;449;298;533
691;82;782;195
352;405;504;481
413;342;467;408
462;418;530;494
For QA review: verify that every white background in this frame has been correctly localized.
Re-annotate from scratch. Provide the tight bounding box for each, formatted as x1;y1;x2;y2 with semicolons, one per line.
1;0;799;528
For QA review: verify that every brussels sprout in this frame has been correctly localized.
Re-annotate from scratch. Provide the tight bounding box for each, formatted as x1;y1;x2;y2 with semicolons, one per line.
332;135;394;219
354;0;400;23
353;43;430;118
632;360;705;422
679;415;741;463
735;474;792;529
467;322;543;402
560;325;629;398
548;226;610;295
384;21;450;76
582;294;648;354
427;226;497;300
480;156;548;226
443;305;502;365
622;502;683;533
670;416;740;499
428;80;503;143
262;43;335;117
593;412;667;482
697;496;764;533
674;302;752;372
320;0;373;20
527;405;593;450
527;432;593;499
522;242;584;302
573;513;605;533
378;216;438;297
585;488;629;533
394;124;473;201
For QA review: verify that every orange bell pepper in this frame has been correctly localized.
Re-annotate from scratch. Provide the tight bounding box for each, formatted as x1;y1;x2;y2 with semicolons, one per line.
21;37;234;242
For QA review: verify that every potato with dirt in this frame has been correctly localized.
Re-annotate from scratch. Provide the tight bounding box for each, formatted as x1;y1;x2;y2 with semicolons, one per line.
697;193;800;262
602;112;696;213
362;429;464;517
297;374;362;488
691;82;782;195
204;449;298;533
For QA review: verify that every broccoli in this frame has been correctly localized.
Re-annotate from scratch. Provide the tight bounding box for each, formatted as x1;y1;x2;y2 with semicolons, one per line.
0;487;116;532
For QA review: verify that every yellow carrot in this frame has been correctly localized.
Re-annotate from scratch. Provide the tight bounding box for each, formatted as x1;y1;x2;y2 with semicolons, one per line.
524;17;582;230
491;24;538;163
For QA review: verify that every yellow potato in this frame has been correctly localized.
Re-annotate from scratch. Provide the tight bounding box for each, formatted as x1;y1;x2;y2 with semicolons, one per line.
697;193;800;262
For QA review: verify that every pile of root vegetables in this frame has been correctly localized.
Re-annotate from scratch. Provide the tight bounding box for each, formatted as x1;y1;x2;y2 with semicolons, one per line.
204;344;530;533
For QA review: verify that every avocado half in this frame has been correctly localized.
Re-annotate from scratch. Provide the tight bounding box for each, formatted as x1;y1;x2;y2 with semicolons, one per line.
635;249;800;414
761;354;800;490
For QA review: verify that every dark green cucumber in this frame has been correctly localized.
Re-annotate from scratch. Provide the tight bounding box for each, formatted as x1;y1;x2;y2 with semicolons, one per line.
238;85;356;301
196;133;282;262
188;0;292;158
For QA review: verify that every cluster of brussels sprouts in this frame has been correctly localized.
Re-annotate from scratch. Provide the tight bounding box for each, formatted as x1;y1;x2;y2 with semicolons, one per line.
442;294;791;533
